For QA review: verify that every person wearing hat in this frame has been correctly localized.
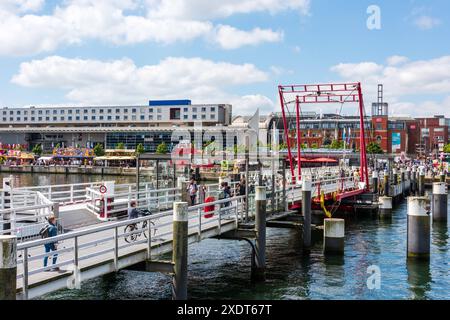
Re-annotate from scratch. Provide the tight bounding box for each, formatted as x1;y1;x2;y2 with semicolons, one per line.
44;215;59;271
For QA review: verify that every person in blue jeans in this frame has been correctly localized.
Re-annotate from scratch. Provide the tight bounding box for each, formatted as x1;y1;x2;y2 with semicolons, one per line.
44;215;59;271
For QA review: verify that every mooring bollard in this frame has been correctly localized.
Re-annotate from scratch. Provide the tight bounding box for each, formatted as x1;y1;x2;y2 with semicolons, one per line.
432;182;448;222
172;202;188;300
253;186;266;281
407;197;430;260
418;170;425;197
372;171;378;195
323;219;345;255
302;179;312;250
384;171;390;197
0;235;17;300
378;196;393;219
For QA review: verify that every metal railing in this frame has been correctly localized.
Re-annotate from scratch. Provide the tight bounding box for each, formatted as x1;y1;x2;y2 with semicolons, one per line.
16;195;245;299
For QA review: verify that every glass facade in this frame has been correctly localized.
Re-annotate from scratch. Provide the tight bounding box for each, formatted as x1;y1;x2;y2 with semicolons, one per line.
106;132;174;152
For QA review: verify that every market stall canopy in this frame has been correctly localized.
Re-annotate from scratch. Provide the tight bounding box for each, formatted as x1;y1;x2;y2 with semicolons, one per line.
94;156;136;161
37;156;53;161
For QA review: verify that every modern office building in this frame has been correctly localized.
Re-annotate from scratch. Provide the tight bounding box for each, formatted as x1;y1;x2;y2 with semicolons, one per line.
0;100;232;152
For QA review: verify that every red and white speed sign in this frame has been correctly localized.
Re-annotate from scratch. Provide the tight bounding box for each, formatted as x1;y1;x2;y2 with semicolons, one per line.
99;185;108;194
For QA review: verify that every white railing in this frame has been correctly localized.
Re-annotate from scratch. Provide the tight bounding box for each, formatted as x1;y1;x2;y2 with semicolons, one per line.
0;191;55;241
16;195;246;299
85;186;181;221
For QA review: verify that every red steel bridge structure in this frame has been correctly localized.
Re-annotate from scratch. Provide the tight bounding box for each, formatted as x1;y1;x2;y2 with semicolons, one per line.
278;82;370;200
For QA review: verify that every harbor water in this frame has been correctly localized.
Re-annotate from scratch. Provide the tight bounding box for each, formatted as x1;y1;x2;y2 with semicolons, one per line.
3;173;449;300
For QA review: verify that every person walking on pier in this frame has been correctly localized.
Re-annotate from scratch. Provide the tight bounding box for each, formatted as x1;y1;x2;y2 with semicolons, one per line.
42;215;59;271
128;201;139;220
187;178;198;205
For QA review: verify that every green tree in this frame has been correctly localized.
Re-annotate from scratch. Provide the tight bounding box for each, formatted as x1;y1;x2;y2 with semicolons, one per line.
330;140;344;150
135;143;145;155
32;144;43;156
444;143;450;153
156;142;168;154
116;142;125;149
310;143;319;149
93;143;105;157
367;142;384;154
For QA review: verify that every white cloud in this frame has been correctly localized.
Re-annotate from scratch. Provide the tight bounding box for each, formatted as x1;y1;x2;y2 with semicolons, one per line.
213;25;283;50
331;55;450;117
414;15;441;30
11;56;270;109
0;0;307;56
231;94;276;115
0;0;44;13
387;55;409;66
147;0;310;20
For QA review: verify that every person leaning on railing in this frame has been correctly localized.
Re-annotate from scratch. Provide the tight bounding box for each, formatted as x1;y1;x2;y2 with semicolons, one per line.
43;215;59;271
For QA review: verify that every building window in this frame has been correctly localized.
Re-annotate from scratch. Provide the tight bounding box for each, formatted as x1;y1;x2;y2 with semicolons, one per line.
46;110;50;115
202;115;206;119
116;116;120;120
38;110;43;115
108;109;112;114
210;114;215;119
170;108;181;120
92;116;96;121
16;117;21;121
184;108;188;112
46;117;50;121
53;117;57;121
99;116;104;120
193;115;197;119
108;116;112;120
53;110;57;114
31;110;35;115
76;116;80;121
24;117;28;121
124;115;128;120
157;115;162;120
100;109;104;113
2;117;6;122
68;116;72;121
17;110;21;115
61;117;65;121
192;107;197;112
31;117;35;121
76;110;80;114
184;115;188;120
116;109;120;113
68;110;72;114
202;107;206;112
211;107;215;112
132;108;137;113
157;108;161;113
140;115;145;120
131;115;136;121
92;109;96;114
60;110;65;114
38;117;42;121
149;115;153;120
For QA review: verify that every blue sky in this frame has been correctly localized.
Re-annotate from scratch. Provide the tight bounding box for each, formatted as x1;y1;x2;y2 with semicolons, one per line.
0;0;449;116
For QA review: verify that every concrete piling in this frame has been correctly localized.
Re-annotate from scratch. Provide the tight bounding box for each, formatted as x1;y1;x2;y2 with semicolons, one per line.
323;219;345;255
406;167;412;195
0;235;17;300
302;180;312;250
392;168;398;186
378;196;393;219
407;197;430;260
432;182;448;222
418;170;425;197
372;171;379;195
411;167;417;195
172;202;188;300
253;186;266;281
384;171;390;197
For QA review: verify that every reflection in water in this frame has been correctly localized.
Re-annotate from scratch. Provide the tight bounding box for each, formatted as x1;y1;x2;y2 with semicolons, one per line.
432;223;448;249
407;260;432;300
